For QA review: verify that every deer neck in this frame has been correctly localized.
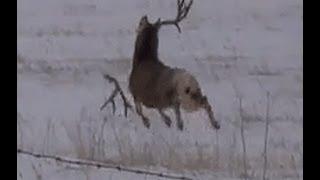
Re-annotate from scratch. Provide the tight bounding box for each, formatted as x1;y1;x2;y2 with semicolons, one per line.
133;28;159;65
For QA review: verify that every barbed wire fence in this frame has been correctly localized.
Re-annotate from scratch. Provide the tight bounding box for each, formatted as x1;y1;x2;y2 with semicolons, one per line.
17;74;194;180
17;148;193;180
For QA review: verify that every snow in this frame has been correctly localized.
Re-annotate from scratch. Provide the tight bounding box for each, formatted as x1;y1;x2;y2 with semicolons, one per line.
18;0;303;179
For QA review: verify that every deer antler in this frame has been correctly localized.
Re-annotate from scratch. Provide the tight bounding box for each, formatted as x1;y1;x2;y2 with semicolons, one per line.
156;0;193;33
100;74;133;117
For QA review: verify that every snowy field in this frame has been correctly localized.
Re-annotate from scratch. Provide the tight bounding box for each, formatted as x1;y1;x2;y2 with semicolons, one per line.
17;0;303;179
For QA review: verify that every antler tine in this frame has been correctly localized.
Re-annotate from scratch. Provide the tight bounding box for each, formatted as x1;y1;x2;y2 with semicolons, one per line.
157;0;193;33
177;0;185;14
179;0;193;20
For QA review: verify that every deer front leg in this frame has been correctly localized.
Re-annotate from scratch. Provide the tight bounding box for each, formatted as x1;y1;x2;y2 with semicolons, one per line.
134;100;150;128
158;109;172;127
173;102;184;131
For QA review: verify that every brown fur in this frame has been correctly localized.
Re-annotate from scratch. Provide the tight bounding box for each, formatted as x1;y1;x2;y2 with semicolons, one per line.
132;16;159;65
129;16;220;130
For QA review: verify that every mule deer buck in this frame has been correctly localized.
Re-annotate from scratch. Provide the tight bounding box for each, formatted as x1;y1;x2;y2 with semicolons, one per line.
128;0;220;131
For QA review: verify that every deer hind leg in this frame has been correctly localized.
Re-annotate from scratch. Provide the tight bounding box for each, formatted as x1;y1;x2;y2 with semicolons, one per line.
134;100;150;128
158;109;172;127
173;102;184;131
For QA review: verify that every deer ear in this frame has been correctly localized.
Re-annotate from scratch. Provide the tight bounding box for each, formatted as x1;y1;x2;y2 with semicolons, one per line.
155;18;161;28
139;15;147;25
141;15;149;23
156;18;161;24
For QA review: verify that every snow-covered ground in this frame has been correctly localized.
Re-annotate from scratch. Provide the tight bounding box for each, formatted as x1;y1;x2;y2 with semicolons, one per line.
17;0;303;179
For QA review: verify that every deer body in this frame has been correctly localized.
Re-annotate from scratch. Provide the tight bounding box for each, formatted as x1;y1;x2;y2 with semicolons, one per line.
130;60;176;108
128;0;220;130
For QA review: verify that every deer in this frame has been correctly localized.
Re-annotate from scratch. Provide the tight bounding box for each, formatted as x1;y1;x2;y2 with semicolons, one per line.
128;0;220;131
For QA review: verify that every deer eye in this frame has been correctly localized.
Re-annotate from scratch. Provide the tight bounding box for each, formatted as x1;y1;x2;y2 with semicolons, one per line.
185;87;190;94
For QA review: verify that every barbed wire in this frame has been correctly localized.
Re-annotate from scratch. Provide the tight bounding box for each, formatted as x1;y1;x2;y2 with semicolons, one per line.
17;148;193;180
